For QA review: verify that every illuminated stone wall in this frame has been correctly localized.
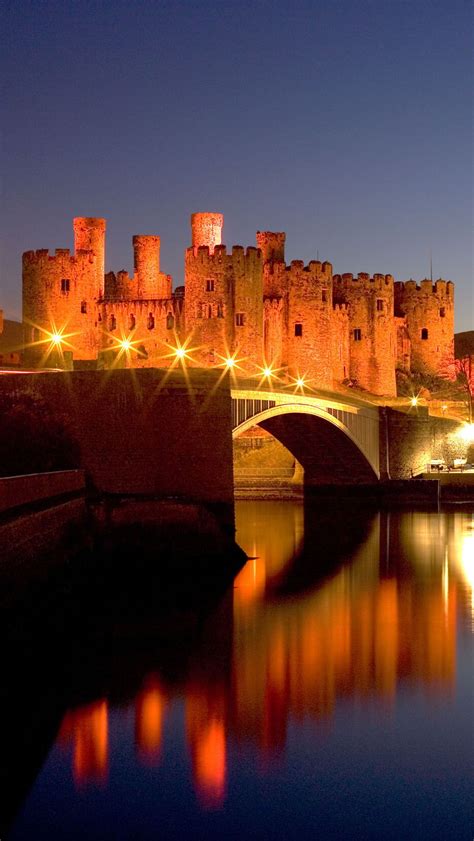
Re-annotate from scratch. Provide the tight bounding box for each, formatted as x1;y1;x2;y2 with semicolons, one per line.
333;273;397;396
395;280;455;376
21;213;455;396
379;406;465;478
184;243;263;368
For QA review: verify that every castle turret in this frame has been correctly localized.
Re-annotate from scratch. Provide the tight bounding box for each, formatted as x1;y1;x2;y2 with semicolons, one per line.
333;273;396;396
191;212;223;254
73;217;106;297
256;231;286;263
133;235;171;299
394;279;454;377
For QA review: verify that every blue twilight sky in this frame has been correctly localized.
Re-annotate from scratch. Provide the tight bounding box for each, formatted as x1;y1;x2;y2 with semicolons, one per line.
1;0;472;331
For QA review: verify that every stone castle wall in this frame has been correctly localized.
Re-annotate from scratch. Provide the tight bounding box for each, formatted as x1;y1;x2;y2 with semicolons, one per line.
21;214;455;395
333;273;396;395
395;279;455;376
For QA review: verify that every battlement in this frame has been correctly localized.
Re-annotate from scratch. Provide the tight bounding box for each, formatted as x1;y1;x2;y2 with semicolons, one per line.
284;259;332;278
394;279;454;297
104;270;136;300
102;296;180;315
22;248;96;267
185;243;262;264
333;272;394;291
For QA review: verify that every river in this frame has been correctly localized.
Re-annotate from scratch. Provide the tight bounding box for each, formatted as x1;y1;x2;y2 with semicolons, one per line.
6;501;473;840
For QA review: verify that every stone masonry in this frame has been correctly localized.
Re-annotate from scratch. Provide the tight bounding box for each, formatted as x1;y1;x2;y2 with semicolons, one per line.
22;214;455;396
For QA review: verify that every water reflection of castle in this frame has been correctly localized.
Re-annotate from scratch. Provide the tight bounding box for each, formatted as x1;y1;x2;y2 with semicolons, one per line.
57;509;471;808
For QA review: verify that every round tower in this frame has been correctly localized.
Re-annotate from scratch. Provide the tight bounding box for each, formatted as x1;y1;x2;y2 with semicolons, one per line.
394;279;455;376
73;217;106;297
333;273;396;396
256;231;286;263
191;212;223;253
133;235;165;298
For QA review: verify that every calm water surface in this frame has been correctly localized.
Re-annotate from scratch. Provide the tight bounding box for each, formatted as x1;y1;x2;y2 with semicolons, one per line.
8;502;474;840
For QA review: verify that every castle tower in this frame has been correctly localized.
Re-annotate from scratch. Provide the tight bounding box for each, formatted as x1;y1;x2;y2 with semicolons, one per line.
256;231;286;263
22;218;106;365
184;213;263;368
73;217;106;297
333;273;396;396
394;279;454;376
191;212;223;254
258;231;287;368
133;235;171;299
286;260;334;389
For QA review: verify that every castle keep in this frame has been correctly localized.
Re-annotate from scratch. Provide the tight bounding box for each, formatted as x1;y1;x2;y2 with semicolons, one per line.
22;213;455;396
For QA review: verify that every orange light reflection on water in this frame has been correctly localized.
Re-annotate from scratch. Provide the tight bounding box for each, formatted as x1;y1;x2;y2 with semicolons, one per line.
58;699;108;787
186;693;227;809
135;677;166;764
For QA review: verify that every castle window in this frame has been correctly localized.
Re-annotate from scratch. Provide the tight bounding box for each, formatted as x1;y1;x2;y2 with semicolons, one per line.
353;328;362;341
217;303;224;318
147;313;155;330
81;301;87;314
236;312;245;326
60;278;70;293
294;323;303;337
129;314;136;330
207;304;213;319
109;314;116;331
166;313;174;330
322;290;327;303
421;328;428;340
206;279;215;292
440;307;446;318
376;299;384;312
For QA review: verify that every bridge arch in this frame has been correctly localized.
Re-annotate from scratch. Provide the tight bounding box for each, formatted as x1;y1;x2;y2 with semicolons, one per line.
232;401;379;485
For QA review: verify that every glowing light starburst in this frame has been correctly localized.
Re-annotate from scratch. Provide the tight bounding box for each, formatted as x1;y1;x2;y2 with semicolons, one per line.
214;350;246;378
160;334;198;368
254;362;282;389
284;372;315;394
22;319;79;367
106;331;146;366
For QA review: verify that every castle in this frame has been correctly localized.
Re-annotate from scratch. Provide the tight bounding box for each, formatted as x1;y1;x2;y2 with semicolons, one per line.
22;213;455;396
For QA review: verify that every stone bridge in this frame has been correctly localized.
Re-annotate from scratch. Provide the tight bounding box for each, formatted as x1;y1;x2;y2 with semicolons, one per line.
0;369;463;512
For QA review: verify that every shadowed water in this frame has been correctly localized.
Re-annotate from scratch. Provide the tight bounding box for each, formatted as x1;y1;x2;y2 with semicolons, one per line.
3;502;473;840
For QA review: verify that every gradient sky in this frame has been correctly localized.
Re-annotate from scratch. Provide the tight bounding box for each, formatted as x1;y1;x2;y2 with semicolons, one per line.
1;0;472;331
